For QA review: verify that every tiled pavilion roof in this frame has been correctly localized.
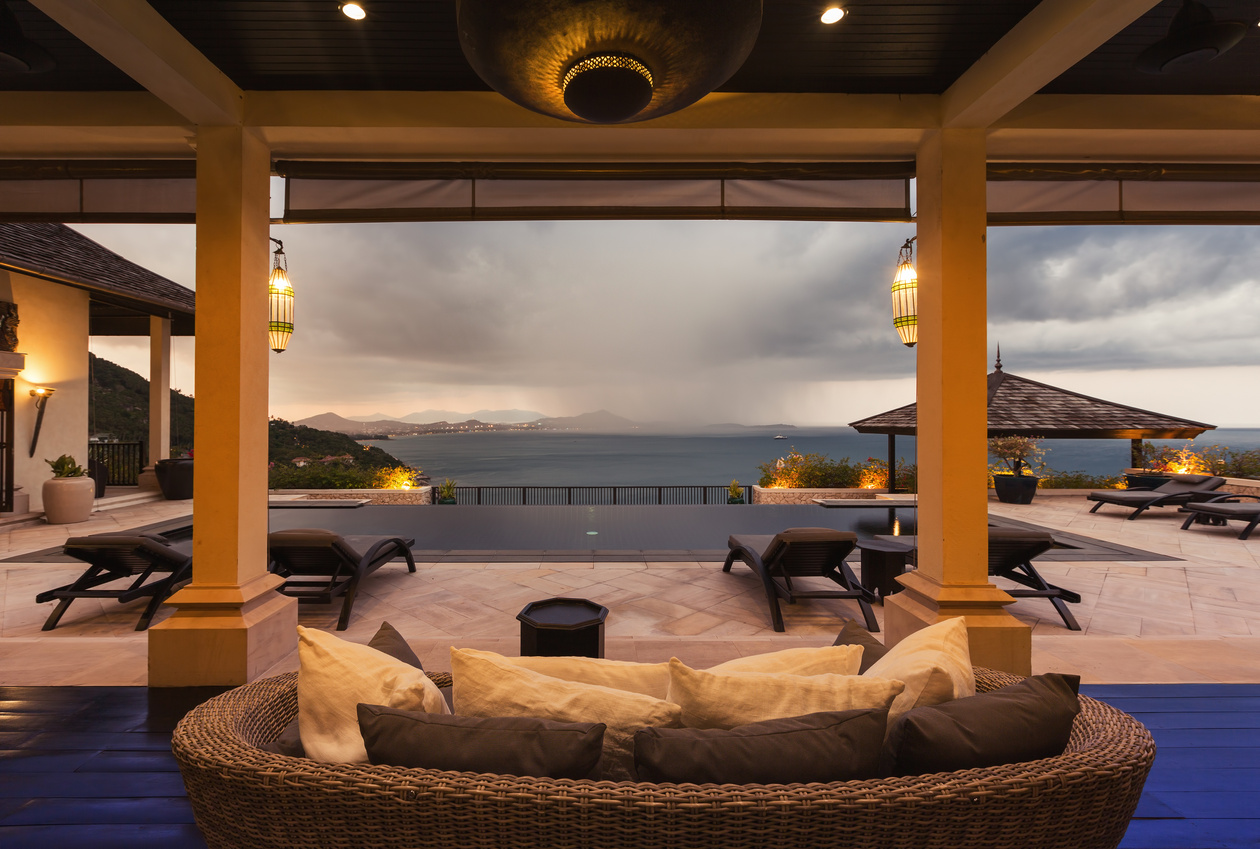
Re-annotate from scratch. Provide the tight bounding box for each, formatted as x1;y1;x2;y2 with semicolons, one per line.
849;365;1214;440
0;222;194;335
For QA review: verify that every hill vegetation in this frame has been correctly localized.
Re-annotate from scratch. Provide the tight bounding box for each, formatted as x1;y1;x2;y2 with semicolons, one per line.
88;353;195;452
267;418;422;489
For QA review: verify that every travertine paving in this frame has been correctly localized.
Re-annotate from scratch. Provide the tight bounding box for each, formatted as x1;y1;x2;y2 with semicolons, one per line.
1;491;1257;685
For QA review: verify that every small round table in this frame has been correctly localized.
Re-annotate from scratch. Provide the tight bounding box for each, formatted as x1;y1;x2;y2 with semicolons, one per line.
517;597;609;658
855;539;915;601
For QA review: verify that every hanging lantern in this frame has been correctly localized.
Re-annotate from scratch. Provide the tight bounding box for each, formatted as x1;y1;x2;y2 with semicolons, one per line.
268;238;294;353
891;237;917;348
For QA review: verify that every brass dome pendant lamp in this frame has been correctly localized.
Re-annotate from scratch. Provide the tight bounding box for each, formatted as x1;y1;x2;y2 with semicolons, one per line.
456;0;763;124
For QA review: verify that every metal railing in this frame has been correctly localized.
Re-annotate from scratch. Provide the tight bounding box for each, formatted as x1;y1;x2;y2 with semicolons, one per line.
87;441;145;486
442;485;744;506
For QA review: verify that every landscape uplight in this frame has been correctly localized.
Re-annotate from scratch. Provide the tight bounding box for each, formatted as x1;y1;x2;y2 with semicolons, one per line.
891;237;918;348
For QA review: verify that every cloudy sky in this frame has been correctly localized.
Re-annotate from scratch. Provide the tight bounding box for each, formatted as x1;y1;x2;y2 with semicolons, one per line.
74;218;1260;427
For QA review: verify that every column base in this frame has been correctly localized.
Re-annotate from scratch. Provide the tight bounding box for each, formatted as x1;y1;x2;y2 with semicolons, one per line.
885;571;1032;676
148;573;297;687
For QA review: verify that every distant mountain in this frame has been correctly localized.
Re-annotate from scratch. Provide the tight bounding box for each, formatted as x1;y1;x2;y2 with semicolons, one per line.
400;409;547;424
347;412;402;422
296;412;377;433
536;410;637;432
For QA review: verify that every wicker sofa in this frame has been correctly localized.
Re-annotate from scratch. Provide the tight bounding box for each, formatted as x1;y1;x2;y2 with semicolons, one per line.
172;667;1155;849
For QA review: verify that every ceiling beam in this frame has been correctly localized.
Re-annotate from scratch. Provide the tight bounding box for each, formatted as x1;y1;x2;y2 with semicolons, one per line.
942;0;1161;129
29;0;242;126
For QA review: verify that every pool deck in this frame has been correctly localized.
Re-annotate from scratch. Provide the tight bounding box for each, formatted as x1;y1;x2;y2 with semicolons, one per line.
1;489;1257;686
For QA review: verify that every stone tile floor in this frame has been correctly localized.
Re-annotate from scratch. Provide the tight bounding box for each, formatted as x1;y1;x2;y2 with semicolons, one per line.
1;491;1258;685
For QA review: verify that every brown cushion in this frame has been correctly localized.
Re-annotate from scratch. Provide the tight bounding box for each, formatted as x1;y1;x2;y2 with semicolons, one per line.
358;704;605;780
832;619;889;674
258;621;427;758
882;673;1081;776
634;709;887;785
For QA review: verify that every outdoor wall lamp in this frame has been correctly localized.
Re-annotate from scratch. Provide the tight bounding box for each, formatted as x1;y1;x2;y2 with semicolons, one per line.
891;237;918;348
456;0;762;124
28;386;54;457
268;237;295;353
338;2;365;20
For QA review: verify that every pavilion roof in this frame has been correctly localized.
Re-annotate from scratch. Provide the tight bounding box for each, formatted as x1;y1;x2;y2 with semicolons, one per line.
0;223;194;336
849;365;1215;440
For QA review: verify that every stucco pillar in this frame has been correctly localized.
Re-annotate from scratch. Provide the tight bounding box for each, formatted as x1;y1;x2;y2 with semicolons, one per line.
148;126;295;687
883;128;1032;675
147;315;171;465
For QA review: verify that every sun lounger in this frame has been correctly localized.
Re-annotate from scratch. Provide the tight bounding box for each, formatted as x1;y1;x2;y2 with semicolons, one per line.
1177;494;1260;540
267;529;416;630
988;528;1082;631
722;527;878;633
35;533;193;631
1086;474;1225;520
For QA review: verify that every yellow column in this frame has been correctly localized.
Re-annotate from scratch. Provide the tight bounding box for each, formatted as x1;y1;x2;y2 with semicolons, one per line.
148;125;296;687
147;315;170;465
883;128;1032;675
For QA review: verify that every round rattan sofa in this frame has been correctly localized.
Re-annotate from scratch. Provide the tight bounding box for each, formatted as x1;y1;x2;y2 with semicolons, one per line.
172;667;1155;849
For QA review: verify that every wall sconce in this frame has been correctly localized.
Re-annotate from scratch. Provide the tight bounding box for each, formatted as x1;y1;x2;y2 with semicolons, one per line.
891;237;918;348
28;386;54;457
338;2;365;20
268;237;295;353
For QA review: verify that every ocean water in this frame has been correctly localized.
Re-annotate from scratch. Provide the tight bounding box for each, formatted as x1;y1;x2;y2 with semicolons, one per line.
363;427;1260;487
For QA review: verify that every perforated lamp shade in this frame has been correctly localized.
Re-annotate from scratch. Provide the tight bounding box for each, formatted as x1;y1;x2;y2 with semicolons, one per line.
891;240;917;348
268;264;294;353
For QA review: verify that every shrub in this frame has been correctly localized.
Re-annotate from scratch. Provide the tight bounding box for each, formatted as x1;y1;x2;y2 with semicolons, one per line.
855;456;918;491
1038;470;1125;489
1134;441;1260;480
268;462;421;490
987;435;1045;477
757;448;861;488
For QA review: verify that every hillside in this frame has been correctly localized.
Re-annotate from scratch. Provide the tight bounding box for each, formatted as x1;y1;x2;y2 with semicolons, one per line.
88;354;195;450
268;418;406;470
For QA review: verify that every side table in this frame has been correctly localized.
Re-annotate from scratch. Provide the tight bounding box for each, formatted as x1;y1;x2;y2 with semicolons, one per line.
518;597;609;658
855;539;915;601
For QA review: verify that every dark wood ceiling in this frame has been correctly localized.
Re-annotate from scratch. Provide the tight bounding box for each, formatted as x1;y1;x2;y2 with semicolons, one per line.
4;0;1259;95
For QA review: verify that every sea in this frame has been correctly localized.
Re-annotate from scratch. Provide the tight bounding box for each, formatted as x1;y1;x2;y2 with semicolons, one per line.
363;427;1260;487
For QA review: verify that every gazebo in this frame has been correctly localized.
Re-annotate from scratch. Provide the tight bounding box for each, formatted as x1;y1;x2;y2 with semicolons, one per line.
850;356;1216;488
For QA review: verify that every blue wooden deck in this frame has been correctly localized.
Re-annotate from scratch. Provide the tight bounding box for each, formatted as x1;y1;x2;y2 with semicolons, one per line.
0;683;1256;848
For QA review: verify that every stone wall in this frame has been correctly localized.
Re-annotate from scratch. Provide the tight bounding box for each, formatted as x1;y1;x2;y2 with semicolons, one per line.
750;485;880;505
270;487;433;505
1221;477;1260;497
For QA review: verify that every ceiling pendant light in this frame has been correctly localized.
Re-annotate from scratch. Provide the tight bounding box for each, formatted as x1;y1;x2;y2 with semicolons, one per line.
1135;0;1247;74
268;238;294;354
456;0;763;124
0;1;55;74
891;237;917;348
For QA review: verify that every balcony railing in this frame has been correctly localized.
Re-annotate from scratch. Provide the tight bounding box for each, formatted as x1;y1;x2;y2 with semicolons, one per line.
87;441;145;486
442;485;744;506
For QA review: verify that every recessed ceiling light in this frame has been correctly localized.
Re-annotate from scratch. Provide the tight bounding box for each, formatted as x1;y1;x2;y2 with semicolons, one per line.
821;6;845;24
339;2;366;20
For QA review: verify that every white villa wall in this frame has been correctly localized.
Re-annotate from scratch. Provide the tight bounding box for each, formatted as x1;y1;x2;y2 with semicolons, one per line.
8;272;90;511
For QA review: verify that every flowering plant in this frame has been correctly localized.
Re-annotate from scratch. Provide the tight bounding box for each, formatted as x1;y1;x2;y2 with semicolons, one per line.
988;435;1045;477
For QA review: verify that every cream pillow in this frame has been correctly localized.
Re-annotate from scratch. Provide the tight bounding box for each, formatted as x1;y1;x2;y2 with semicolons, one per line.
666;658;905;730
297;625;449;763
451;647;682;781
501;654;672;700
708;644;862;677
862;616;974;724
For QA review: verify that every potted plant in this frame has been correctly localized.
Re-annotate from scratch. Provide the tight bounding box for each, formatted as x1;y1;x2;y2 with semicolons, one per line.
727;479;745;504
436;478;458;505
988;435;1044;504
42;454;96;524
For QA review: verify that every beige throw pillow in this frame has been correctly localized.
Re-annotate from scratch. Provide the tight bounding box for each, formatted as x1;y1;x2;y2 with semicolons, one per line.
862;616;974;724
451;647;683;781
708;644;862;676
297;625;449;763
501;655;672;700
666;658;905;730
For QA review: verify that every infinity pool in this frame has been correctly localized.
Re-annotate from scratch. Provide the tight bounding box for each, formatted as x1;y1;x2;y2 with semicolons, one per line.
268;504;917;555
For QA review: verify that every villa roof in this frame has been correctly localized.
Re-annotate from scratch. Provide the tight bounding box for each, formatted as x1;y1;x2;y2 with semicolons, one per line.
849;364;1215;440
0;223;194;336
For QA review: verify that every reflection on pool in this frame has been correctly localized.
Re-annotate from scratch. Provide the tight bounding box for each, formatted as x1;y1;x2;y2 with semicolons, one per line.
269;504;917;552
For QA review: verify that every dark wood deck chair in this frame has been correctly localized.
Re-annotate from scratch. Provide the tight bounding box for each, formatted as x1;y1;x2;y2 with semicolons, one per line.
722;528;878;633
988;528;1081;631
1178;494;1260;540
267;529;415;630
35;533;193;632
1086;474;1226;520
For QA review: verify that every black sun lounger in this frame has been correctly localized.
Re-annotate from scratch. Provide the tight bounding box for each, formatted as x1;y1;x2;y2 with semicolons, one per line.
722;527;878;633
1178;494;1260;541
989;528;1082;631
1086;474;1225;520
35;533;193;632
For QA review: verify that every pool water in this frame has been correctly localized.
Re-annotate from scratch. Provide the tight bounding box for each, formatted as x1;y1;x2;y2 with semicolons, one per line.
268;504;917;553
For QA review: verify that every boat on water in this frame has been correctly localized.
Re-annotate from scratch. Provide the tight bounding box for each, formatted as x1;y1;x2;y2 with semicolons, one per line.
774;434;787;439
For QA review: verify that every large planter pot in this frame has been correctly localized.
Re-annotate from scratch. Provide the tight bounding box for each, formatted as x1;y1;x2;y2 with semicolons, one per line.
155;458;194;500
993;474;1039;505
42;476;96;524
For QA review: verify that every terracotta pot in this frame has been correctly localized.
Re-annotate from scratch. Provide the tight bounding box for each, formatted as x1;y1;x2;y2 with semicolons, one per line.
42;476;96;524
